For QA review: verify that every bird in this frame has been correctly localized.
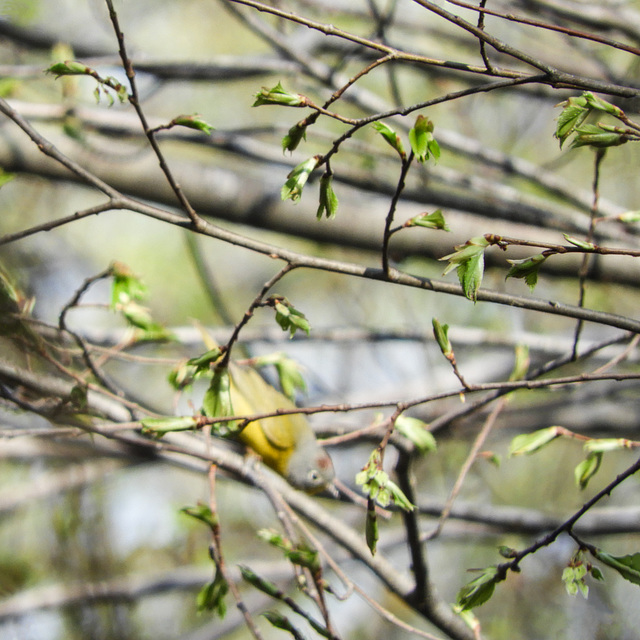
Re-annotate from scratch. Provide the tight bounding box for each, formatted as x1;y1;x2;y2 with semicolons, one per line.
228;363;335;493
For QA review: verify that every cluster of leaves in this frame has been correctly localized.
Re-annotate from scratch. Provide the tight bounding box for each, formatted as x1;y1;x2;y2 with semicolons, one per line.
181;504;229;616
266;295;311;338
47;60;128;105
110;261;174;341
373;116;440;163
453;427;640;612
555;92;640;149
436;94;640;300
440;236;489;302
253;81;442;223
508;426;639;490
356;448;414;555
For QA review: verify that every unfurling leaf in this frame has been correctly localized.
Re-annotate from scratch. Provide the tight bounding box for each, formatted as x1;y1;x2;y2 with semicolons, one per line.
406;209;450;231
509;427;561;456
571;124;627;149
262;612;305;640
110;261;148;308
239;565;281;598
141;416;199;436
317;172;338;219
574;452;602;490
617;211;640;224
509;344;530;382
583;438;635;453
372;121;406;158
47;60;91;77
356;449;415;511
583;92;625;118
282;121;307;153
408;114;440;163
172;114;214;134
593;550;640;585
440;236;489;302
202;366;236;434
253;81;306;107
394;415;437;454
555;95;589;147
563;234;596;251
257;529;320;572
432;317;453;359
456;567;501;610
506;254;547;291
196;570;228;616
281;156;319;202
269;297;311;338
562;564;589;598
181;503;217;529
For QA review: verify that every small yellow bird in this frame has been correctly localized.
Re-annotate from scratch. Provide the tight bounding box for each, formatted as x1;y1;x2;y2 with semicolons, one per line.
228;363;335;493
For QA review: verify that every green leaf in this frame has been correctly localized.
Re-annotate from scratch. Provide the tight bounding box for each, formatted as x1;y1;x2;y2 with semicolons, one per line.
574;452;602;490
282;121;307;153
196;569;228;616
239;565;281;598
617;211;640;224
440;236;489;302
316;172;338;220
408;114;438;163
356;449;415;511
281;157;319;202
432;317;452;358
505;254;547;291
583;92;625;118
456;567;500;611
395;415;437;454
172;114;214;134
562;565;589;598
372;121;406;158
509;344;530;382
110;261;148;308
253;81;306;107
571;124;627;149
407;209;450;231
187;348;223;373
555;95;589;147
262;611;305;640
181;503;217;529
202;366;236;434
271;298;311;337
47;60;90;77
168;362;199;390
584;438;634;453
497;546;518;559
508;426;561;456
458;251;484;302
593;550;640;585
257;529;320;572
563;234;596;251
141;416;199;436
386;479;415;511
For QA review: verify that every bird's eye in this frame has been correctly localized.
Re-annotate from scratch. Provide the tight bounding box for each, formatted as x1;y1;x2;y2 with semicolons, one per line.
308;469;320;483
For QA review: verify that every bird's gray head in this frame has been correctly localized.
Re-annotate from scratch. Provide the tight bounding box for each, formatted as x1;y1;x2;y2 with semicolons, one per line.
286;441;335;493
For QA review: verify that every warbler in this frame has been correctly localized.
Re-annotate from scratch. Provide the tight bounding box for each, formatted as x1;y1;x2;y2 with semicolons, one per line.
228;363;334;493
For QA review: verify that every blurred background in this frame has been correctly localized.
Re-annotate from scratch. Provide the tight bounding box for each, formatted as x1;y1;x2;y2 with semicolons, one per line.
2;1;640;638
